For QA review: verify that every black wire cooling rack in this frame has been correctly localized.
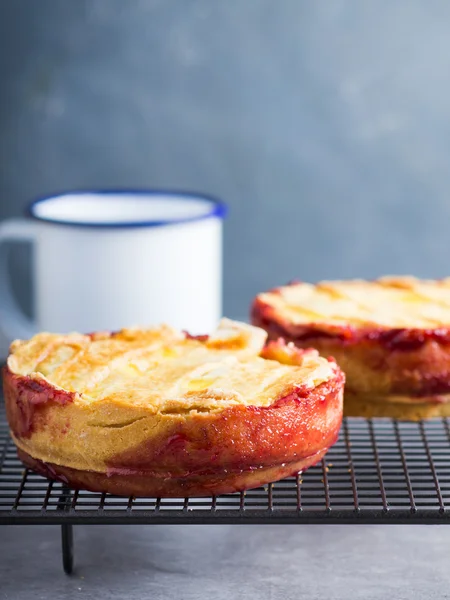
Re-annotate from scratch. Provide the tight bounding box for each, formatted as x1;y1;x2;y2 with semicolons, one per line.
2;399;450;574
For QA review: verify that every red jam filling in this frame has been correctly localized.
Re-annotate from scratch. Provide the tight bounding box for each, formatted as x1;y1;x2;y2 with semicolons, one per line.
252;303;450;351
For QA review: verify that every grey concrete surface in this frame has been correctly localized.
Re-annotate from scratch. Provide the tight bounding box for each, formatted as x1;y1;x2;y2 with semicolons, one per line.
1;524;450;599
2;1;450;324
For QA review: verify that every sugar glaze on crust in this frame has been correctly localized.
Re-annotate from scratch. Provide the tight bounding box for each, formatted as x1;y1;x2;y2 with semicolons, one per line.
3;320;344;497
252;277;450;420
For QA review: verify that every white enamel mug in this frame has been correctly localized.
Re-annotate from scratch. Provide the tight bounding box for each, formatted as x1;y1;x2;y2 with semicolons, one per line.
0;190;226;351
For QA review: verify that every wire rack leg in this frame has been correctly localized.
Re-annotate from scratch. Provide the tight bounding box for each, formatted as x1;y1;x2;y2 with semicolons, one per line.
61;523;74;575
57;486;74;575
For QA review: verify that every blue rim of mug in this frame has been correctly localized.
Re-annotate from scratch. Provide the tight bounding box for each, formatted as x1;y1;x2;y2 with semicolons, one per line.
26;189;228;229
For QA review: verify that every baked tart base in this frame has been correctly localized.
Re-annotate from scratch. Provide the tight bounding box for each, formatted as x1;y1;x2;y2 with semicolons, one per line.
16;444;330;498
3;320;344;497
252;276;450;421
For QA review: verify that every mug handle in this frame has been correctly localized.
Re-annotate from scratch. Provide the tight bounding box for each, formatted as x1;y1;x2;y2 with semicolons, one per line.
0;219;37;342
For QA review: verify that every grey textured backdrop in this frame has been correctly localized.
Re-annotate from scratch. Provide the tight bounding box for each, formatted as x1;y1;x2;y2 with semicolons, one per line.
1;0;450;324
